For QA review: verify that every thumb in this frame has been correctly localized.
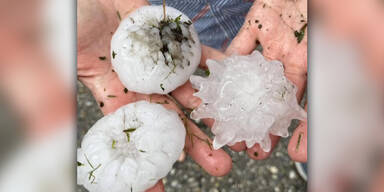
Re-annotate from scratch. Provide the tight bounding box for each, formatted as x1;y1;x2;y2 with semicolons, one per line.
225;2;261;55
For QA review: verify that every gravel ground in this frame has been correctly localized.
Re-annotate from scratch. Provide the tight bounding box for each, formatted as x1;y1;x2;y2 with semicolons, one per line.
77;81;307;192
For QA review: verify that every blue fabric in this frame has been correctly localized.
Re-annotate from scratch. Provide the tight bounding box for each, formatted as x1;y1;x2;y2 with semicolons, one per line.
148;0;253;50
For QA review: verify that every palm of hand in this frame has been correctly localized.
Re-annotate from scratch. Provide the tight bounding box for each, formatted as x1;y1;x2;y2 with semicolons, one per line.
77;0;232;191
225;0;308;161
77;0;308;191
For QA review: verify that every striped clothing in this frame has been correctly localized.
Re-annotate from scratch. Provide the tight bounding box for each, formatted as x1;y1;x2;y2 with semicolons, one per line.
149;0;253;50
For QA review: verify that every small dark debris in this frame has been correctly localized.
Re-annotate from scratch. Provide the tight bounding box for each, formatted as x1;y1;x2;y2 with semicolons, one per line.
205;70;210;76
294;23;307;43
160;44;168;54
117;11;121;21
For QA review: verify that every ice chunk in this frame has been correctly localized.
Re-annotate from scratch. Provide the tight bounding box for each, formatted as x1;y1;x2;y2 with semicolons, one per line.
190;51;306;152
77;101;185;192
111;6;201;94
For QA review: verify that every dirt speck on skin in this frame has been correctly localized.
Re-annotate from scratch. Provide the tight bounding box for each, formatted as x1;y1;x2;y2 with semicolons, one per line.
77;80;307;192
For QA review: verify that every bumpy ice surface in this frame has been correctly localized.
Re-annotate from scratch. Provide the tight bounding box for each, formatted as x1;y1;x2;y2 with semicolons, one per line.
190;51;306;152
111;6;201;94
77;101;186;192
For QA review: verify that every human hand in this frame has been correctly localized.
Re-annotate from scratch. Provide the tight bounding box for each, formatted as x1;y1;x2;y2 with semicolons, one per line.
172;0;308;162
226;0;307;162
77;0;232;191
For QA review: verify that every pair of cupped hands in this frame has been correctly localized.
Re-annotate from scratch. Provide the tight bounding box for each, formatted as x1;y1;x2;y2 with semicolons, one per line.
78;0;307;191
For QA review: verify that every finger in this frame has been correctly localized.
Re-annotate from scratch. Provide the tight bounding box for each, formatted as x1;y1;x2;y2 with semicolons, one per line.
177;151;186;162
171;81;201;109
137;94;233;177
229;142;247;152
288;120;307;162
184;118;233;176
225;21;258;55
200;45;227;69
145;180;164;192
246;134;280;160
171;82;247;152
285;71;307;103
288;104;307;162
112;0;149;19
201;118;247;152
225;2;263;56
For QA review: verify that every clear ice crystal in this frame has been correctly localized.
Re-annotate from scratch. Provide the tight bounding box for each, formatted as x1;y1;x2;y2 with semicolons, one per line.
190;51;307;152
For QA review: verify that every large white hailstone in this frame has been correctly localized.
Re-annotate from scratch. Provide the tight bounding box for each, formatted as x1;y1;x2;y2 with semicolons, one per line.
111;6;201;94
190;51;307;152
77;101;185;192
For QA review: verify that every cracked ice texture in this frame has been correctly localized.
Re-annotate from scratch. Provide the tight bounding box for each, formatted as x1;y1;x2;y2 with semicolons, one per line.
190;51;306;152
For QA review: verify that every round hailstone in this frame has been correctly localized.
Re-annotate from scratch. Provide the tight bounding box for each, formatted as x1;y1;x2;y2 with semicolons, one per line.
190;51;306;152
77;101;185;192
111;6;201;94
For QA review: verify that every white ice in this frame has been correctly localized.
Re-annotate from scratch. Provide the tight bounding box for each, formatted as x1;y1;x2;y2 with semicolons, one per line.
77;101;185;192
190;51;306;152
111;6;201;94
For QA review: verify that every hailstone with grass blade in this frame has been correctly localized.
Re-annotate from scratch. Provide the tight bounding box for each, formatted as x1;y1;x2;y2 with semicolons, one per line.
111;6;201;94
190;51;306;152
77;101;185;192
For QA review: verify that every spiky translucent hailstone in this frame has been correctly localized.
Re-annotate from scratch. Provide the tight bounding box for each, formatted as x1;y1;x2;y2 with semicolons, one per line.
190;51;306;152
77;101;185;192
111;6;201;94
